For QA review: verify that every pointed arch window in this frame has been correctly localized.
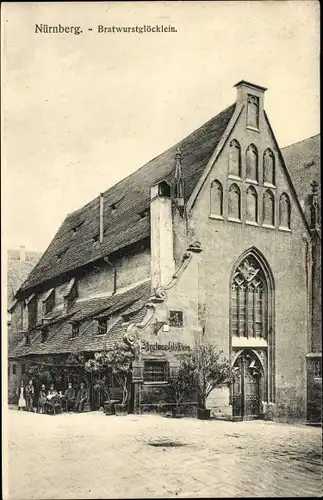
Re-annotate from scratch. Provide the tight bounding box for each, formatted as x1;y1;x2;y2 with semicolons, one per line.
231;255;268;339
246;144;258;182
262;189;275;226
247;94;259;129
228;183;241;220
263;149;275;185
210;180;223;217
246;186;258;223
279;193;291;229
229;140;241;177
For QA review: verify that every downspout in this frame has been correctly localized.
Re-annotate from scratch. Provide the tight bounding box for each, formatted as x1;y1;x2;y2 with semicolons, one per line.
99;193;104;244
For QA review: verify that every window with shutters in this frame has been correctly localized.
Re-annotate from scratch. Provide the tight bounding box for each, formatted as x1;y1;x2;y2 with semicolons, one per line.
210;180;223;217
262;189;275;227
246;144;259;182
263;149;275;185
144;361;168;383
229;140;241;177
279;193;291;229
228;183;241;221
246;186;258;223
231;256;268;339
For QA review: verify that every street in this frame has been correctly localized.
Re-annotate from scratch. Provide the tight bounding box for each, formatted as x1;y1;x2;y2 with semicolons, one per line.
6;409;322;499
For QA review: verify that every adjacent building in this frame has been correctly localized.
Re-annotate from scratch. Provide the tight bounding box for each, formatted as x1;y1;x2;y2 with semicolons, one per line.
8;81;321;421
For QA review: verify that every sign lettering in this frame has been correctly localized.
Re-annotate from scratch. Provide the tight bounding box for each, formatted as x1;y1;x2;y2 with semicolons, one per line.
141;341;191;353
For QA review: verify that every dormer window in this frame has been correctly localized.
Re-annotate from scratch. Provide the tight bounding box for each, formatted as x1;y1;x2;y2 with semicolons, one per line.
57;248;68;262
72;221;84;235
93;234;100;243
71;322;79;338
41;327;49;343
63;278;78;312
43;288;55;315
97;319;108;335
25;332;30;346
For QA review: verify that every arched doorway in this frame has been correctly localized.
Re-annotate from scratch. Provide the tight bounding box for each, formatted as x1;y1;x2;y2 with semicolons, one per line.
230;248;275;419
232;349;264;420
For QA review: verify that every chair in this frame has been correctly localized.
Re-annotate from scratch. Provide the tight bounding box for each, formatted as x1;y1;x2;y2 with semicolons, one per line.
46;399;62;415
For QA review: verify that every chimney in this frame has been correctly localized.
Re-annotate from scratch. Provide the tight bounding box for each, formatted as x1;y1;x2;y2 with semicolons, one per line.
150;180;175;290
99;193;104;243
234;80;267;129
19;245;26;262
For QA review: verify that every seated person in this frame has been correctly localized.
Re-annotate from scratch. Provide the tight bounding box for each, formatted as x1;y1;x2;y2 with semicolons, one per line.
74;383;88;412
63;383;76;411
38;384;47;414
46;384;61;412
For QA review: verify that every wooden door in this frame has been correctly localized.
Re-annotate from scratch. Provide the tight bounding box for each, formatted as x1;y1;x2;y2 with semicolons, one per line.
232;351;261;420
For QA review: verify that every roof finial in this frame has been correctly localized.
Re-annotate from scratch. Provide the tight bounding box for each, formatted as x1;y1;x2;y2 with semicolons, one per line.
174;148;183;180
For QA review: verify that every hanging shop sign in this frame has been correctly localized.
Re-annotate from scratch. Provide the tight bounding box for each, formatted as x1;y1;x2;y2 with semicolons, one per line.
141;340;191;353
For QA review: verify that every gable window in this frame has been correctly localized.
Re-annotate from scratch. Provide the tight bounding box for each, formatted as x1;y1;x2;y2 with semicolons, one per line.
41;328;49;343
229;140;241;177
144;361;168;383
263;149;275;185
247;94;259;129
97;319;108;335
169;310;183;327
279;193;291;229
246;144;258;182
262;189;275;226
210;180;223;217
246;186;258;224
43;288;55;315
71;322;79;338
26;294;37;329
228;183;241;220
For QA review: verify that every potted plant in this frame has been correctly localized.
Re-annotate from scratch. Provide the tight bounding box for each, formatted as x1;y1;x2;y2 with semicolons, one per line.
167;364;195;418
85;353;113;413
104;342;135;416
183;343;232;420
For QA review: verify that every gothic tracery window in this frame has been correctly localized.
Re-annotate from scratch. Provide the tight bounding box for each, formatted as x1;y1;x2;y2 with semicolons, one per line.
231;256;268;338
247;94;259;129
263;149;275;185
228;183;241;220
262;189;275;226
210;180;223;216
246;186;258;223
279;193;291;229
229;140;241;177
246;144;258;181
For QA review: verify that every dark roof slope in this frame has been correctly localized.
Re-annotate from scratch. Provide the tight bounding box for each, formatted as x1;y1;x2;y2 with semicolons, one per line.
282;134;320;223
19;104;236;292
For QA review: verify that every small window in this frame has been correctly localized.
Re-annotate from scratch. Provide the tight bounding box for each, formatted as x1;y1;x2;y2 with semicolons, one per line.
229;140;241;177
158;181;171;198
97;319;107;335
228;183;241;220
246;144;258;181
25;333;30;346
41;328;48;343
263;189;275;226
144;361;168;383
169;310;183;327
314;360;322;378
71;323;79;338
21;364;26;375
210;180;223;216
247;94;259;129
12;364;17;375
279;193;291;229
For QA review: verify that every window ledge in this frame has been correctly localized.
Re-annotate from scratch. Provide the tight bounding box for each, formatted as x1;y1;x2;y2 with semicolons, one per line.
247;126;260;133
228;217;242;224
278;226;292;233
264;182;276;189
209;214;224;221
228;175;242;181
262;223;275;229
246;178;259;185
246;220;259;227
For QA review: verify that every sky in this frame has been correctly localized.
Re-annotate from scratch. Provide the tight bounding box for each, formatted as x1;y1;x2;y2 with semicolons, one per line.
2;1;320;253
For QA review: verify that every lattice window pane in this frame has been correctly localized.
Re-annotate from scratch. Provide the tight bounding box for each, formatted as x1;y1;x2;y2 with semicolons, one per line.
144;361;168;382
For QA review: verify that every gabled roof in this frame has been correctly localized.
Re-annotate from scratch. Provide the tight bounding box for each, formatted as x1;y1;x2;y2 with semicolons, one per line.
19;104;236;293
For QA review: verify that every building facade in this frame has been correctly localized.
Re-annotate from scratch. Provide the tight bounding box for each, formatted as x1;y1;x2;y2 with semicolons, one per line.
8;81;321;421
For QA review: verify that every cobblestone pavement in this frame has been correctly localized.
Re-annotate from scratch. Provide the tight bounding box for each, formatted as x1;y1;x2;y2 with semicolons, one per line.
6;409;322;499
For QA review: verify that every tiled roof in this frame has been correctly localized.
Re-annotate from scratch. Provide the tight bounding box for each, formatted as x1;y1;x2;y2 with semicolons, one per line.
282;134;320;223
19;104;236;292
9;281;150;358
7;257;41;306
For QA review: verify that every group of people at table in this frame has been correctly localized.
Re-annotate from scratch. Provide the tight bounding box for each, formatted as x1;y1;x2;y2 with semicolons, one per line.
18;380;88;414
